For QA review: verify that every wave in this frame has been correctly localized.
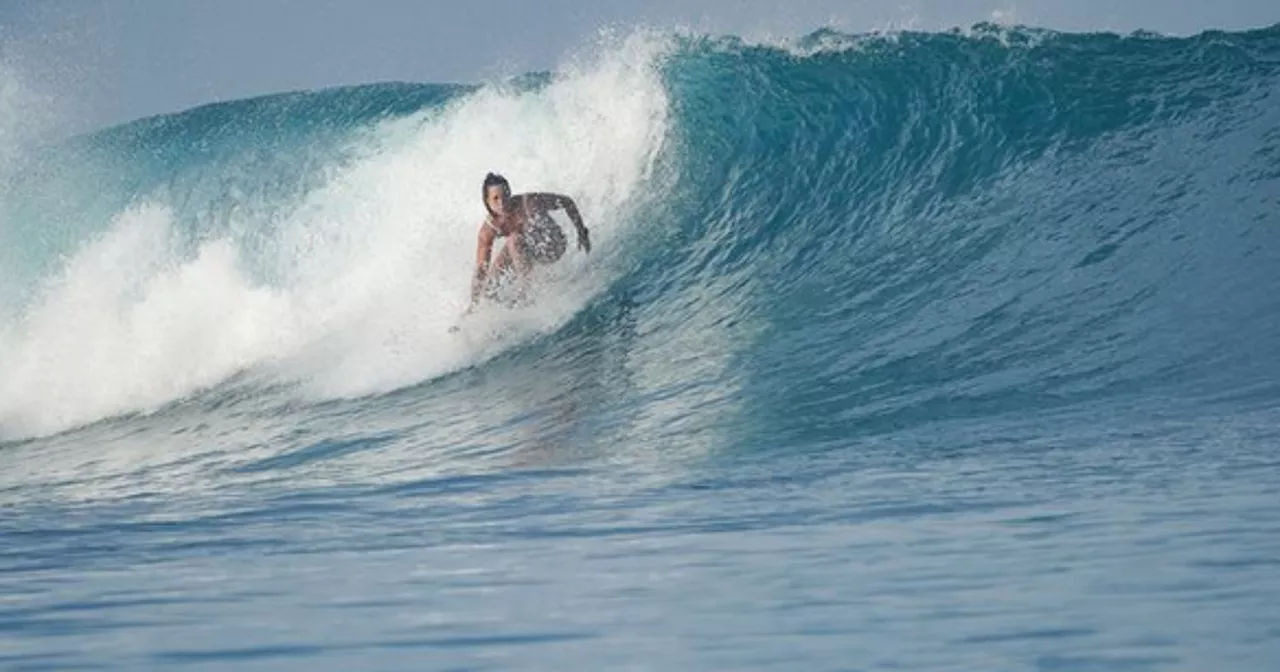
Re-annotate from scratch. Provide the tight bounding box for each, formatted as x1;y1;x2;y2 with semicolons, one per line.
1;25;1278;441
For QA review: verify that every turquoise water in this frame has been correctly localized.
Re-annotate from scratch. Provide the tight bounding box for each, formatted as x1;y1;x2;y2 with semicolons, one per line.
2;25;1279;670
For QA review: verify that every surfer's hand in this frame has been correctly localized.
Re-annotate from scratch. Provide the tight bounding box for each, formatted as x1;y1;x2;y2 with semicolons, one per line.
577;227;591;253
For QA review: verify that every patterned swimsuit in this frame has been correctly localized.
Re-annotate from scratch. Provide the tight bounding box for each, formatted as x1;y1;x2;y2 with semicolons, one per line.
487;201;567;265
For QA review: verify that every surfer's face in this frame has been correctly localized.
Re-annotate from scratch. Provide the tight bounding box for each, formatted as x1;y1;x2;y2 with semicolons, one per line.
485;185;511;216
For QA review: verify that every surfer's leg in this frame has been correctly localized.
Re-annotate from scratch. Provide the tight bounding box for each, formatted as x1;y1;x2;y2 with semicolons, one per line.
478;246;513;299
492;245;513;274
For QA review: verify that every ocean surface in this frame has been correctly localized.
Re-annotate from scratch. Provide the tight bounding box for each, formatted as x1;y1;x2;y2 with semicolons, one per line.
2;24;1280;670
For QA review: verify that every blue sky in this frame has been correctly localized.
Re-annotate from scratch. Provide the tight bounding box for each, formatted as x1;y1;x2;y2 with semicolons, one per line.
2;0;1278;133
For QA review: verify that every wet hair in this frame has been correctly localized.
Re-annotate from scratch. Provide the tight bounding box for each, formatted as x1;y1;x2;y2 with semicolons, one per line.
482;172;511;215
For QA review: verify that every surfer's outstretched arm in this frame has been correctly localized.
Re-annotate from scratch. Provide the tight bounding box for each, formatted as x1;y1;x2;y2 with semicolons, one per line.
470;224;496;308
524;193;591;253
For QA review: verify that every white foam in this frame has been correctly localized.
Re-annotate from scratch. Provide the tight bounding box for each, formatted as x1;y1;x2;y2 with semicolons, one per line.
0;31;672;440
0;205;297;436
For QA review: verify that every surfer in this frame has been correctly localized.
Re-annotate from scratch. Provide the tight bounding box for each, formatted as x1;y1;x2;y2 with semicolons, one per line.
469;172;591;309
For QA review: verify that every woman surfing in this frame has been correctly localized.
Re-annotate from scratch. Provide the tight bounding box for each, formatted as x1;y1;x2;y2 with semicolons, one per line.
468;172;591;310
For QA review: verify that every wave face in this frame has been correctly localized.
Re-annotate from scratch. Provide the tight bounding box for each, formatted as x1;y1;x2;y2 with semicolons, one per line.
649;25;1280;449
2;24;1280;668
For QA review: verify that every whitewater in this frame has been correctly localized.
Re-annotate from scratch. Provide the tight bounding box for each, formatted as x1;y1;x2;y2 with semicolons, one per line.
1;24;1279;670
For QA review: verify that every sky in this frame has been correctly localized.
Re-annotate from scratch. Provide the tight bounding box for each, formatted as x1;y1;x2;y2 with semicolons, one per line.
1;0;1278;134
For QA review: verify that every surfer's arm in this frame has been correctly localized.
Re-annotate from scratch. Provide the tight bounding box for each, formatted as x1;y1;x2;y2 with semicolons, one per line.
470;225;496;307
525;192;590;253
